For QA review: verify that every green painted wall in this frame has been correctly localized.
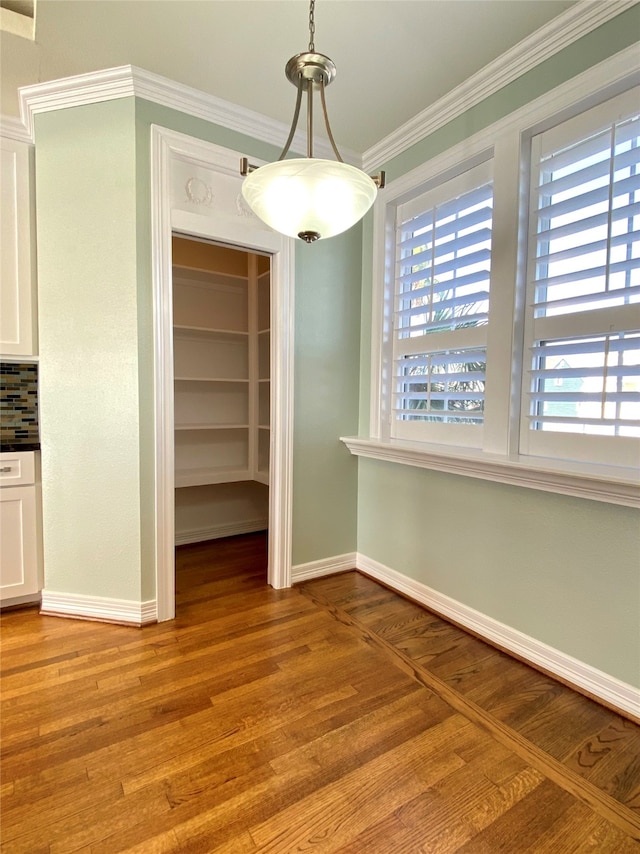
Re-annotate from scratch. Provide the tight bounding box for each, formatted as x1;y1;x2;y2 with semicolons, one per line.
35;100;144;601
357;9;640;686
358;461;640;686
292;235;361;565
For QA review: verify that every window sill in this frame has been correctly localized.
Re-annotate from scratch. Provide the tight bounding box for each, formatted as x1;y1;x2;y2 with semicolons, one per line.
340;436;639;508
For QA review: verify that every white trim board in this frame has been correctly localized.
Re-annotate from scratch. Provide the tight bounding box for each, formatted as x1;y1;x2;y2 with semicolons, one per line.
355;553;640;722
41;590;157;626
175;518;268;547
291;553;358;584
18;65;359;165
341;437;640;509
0;115;33;144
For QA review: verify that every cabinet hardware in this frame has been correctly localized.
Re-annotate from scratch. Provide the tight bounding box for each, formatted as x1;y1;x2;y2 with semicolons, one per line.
0;466;12;473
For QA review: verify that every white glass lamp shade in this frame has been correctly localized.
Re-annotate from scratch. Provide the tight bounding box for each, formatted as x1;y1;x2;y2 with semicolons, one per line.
241;158;377;240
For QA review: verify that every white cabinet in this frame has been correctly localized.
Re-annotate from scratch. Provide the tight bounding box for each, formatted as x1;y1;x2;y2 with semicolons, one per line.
0;136;36;357
0;451;42;604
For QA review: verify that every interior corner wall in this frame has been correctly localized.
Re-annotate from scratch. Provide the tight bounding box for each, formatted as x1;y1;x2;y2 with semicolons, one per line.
35;98;144;602
357;9;640;688
292;233;361;565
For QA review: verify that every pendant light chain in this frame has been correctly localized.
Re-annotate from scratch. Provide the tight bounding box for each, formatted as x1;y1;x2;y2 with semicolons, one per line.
308;0;316;52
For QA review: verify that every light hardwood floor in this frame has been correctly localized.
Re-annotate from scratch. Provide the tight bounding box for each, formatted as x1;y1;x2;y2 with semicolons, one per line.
1;533;639;852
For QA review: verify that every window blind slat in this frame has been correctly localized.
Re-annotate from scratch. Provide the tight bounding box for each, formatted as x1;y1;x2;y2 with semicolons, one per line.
395;391;486;402
537;173;640;222
536;230;639;267
398;226;493;274
435;183;493;222
539;144;640;199
394;349;487;367
530;364;640;379
541;129;611;174
530;390;638;403
399;370;486;385
536;201;640;245
396;314;490;336
397;291;489;320
399;184;493;235
538;115;640;172
528;414;636;428
534;257;640;291
398;206;493;257
530;336;639;358
533;284;640;315
394;408;484;422
398;272;491;304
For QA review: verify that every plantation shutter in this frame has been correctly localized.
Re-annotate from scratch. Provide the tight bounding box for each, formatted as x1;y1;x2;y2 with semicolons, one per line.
521;87;640;465
392;160;493;446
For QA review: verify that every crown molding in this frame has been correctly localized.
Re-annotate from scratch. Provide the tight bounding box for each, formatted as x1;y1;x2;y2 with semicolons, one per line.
14;0;636;166
363;0;639;171
18;64;361;165
0;114;32;144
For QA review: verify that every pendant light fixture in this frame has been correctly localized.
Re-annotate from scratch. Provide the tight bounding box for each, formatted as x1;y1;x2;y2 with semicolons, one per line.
240;0;385;243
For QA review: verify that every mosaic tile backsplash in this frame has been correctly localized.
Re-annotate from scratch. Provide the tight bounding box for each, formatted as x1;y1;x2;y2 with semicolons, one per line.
1;362;40;450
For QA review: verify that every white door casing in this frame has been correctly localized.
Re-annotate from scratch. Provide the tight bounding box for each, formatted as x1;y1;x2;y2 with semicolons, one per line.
151;125;295;621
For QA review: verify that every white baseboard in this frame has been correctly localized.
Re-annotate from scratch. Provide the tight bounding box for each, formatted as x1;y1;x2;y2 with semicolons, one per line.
40;590;157;626
291;552;357;583
355;553;639;721
175;518;268;546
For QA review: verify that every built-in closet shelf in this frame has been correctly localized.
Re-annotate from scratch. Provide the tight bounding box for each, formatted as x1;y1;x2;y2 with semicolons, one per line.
175;467;251;489
172;248;270;496
174;377;249;384
175;424;249;431
174;325;249;338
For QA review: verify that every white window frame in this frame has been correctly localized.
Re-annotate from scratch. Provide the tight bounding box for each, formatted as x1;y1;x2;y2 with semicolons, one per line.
391;159;494;449
520;88;640;469
356;46;640;508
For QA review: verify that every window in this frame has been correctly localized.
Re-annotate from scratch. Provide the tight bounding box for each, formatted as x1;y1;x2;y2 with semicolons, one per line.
366;69;639;501
392;161;493;447
521;89;640;468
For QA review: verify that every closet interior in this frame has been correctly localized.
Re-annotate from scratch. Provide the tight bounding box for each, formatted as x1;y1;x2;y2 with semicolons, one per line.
172;235;270;548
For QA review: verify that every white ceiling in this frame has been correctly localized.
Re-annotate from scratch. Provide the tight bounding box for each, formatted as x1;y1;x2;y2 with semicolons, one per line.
1;0;580;153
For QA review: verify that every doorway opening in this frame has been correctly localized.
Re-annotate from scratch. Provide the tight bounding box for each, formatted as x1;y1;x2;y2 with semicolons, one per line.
151;126;295;621
172;234;271;592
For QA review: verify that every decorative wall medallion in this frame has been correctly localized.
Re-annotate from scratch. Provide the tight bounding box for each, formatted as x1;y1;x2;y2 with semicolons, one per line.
185;177;214;206
236;193;257;219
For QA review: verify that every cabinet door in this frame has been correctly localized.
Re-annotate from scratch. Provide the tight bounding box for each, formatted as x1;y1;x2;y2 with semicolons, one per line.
0;485;39;601
1;137;36;356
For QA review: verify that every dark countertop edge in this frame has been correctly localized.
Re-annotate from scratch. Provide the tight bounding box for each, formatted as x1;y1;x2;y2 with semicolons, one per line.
0;443;41;453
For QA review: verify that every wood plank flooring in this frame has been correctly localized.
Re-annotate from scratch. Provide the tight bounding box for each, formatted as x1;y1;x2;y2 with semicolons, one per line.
1;532;639;852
